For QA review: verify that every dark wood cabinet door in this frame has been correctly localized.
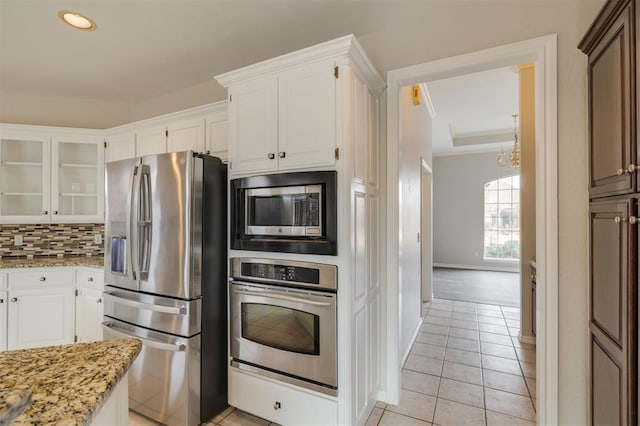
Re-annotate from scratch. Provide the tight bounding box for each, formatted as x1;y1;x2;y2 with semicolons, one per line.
590;198;637;425
587;3;635;198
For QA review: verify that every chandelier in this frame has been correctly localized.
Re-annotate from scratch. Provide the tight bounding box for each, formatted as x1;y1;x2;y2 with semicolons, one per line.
497;114;520;168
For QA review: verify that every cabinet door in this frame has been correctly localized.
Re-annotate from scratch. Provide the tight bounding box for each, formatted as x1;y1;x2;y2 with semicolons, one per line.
588;4;634;198
107;131;136;163
136;125;167;157
278;61;336;170
228;76;278;174
589;199;637;425
0;130;50;223
0;291;6;351
51;135;105;223
76;287;103;343
167;116;205;153
7;287;75;349
206;113;228;162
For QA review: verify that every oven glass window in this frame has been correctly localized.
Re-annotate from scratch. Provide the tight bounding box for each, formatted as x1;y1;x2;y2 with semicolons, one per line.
248;193;320;227
241;303;320;355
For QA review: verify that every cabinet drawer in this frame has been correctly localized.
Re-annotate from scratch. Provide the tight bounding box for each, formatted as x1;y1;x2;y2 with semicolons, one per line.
8;270;74;289
77;269;104;289
229;368;338;426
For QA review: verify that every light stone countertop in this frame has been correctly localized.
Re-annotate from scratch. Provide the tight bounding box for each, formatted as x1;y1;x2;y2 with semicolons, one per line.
0;256;104;270
0;338;141;425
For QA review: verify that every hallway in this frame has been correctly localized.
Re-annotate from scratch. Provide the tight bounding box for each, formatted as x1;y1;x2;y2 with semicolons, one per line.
367;298;535;425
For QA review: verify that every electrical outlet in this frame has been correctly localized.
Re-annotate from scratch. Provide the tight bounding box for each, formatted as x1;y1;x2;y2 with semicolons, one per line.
14;235;23;246
94;234;102;245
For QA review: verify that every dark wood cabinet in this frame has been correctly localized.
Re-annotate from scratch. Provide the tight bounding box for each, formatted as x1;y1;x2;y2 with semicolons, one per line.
580;0;639;424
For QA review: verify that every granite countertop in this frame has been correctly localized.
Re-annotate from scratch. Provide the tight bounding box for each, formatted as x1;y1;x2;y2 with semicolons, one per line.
0;338;141;425
0;256;104;270
0;386;32;424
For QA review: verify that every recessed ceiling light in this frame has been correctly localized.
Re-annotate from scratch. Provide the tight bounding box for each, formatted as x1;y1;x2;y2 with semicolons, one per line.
58;11;97;31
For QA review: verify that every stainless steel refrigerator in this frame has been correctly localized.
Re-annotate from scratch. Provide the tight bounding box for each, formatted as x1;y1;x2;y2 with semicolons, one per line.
102;151;227;426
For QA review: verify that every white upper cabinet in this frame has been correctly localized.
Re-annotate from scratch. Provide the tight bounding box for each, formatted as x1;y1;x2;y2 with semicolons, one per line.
167;116;205;153
278;61;336;170
106;131;135;163
51;135;104;222
219;59;338;175
228;76;278;174
136;125;166;157
0;126;104;224
206;107;228;162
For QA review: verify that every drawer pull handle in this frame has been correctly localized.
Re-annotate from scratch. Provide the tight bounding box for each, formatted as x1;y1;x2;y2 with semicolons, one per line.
10;297;17;302
278;152;286;158
274;402;281;411
39;276;46;282
97;298;103;304
88;277;94;282
267;153;275;160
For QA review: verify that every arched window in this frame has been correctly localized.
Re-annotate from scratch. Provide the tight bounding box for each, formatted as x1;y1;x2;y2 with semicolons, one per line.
484;175;520;260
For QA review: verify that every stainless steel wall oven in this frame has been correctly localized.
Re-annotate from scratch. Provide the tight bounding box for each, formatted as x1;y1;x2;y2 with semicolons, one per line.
229;258;338;396
230;171;337;255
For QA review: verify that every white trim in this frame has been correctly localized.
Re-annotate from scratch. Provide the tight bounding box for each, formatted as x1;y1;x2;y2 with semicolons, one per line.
433;263;519;273
401;318;424;368
418;83;437;119
384;34;558;424
421;158;432;175
432;145;503;157
519;332;537;345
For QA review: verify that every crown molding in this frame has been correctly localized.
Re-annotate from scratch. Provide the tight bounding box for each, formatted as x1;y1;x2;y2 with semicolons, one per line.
215;34;385;94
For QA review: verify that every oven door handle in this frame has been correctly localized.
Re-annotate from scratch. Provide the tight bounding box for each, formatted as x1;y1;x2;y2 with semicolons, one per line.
232;287;332;307
102;322;186;352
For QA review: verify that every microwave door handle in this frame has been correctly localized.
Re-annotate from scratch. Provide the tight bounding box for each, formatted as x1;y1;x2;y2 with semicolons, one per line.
231;287;331;307
102;322;186;352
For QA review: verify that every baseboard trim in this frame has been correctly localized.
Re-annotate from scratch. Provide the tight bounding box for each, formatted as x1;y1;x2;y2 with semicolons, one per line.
433;262;519;273
518;332;537;345
400;317;424;368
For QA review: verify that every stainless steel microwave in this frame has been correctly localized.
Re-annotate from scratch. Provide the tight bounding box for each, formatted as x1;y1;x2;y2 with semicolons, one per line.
230;171;337;255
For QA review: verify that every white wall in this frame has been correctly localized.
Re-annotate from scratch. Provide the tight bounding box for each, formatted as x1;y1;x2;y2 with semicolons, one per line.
398;85;432;360
433;152;517;271
358;1;604;423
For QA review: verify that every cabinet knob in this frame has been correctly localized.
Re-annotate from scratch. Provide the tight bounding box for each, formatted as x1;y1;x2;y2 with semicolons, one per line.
0;298;3;303
627;164;637;174
53;211;58;215
629;216;639;225
614;216;626;224
274;402;281;411
10;297;17;302
88;277;94;282
278;152;286;158
39;276;46;282
42;210;48;215
97;298;103;304
617;168;625;176
267;153;275;160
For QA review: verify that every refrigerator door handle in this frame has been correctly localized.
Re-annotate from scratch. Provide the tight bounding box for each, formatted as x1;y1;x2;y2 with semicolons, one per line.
102;322;186;352
130;165;142;280
104;291;187;315
139;167;152;277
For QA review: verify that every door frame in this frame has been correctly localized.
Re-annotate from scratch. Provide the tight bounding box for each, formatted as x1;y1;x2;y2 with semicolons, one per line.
420;157;433;318
383;34;558;424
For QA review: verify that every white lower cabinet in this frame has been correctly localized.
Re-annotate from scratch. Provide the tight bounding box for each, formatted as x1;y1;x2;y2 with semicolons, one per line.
76;287;103;343
7;287;75;350
229;368;338;426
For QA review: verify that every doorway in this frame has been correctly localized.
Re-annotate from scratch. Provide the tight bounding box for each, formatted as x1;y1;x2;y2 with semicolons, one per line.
383;35;558;424
420;158;433;318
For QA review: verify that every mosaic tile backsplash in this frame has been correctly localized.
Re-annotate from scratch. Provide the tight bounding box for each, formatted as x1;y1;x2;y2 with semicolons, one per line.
0;223;104;258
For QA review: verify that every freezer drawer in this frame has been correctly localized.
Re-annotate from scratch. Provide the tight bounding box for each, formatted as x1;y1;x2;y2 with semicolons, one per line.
103;286;201;337
102;319;201;426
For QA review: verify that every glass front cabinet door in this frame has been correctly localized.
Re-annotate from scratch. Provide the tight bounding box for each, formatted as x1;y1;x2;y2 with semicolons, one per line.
51;135;104;222
0;130;50;222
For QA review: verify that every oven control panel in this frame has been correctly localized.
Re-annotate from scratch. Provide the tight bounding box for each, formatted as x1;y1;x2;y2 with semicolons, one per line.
232;258;337;291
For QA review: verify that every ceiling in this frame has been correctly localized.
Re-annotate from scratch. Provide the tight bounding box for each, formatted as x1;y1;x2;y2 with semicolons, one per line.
425;66;520;155
0;0;430;104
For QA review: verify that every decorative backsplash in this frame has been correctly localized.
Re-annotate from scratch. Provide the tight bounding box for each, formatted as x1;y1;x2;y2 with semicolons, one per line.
0;223;104;259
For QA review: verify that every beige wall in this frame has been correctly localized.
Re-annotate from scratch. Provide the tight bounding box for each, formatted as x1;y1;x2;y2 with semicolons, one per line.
398;85;432;359
519;64;536;340
357;1;605;423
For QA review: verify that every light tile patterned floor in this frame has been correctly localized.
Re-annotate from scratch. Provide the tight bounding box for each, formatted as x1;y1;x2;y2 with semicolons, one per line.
129;405;278;426
366;298;536;426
